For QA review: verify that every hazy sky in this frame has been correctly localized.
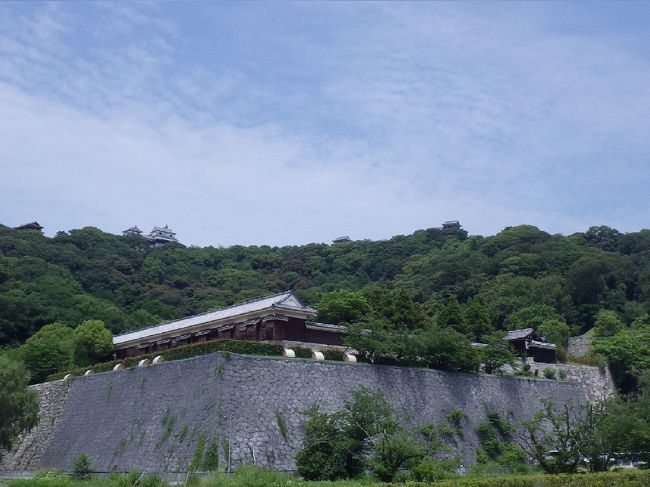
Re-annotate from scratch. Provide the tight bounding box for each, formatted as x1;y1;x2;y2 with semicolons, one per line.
1;3;649;246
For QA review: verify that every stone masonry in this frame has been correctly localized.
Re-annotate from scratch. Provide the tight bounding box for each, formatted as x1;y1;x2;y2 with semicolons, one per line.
2;353;612;474
567;336;593;358
0;381;70;472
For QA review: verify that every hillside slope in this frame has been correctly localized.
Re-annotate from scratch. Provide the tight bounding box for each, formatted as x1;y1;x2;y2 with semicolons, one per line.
2;223;649;347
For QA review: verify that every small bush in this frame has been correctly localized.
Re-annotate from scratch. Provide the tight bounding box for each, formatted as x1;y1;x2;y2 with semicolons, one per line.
446;409;464;425
410;458;459;481
48;340;287;381
543;368;557;380
72;453;92;480
322;349;344;361
292;346;313;359
486;411;512;435
558;368;568;380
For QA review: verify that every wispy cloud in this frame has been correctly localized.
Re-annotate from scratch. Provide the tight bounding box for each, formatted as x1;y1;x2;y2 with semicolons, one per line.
1;2;649;245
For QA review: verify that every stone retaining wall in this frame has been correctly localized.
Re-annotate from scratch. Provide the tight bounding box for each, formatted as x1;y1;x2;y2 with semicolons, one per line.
1;353;607;474
567;336;593;357
0;381;70;471
527;362;614;402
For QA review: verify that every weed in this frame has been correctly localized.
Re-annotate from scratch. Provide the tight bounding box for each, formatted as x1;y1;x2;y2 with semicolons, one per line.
215;363;225;379
115;437;127;457
275;410;288;441
189;432;207;473
446;409;464;425
156;408;177;448
178;424;189;443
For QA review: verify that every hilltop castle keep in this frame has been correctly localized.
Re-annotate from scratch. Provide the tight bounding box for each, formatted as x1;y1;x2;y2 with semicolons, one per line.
14;221;43;231
122;225;178;246
112;291;346;358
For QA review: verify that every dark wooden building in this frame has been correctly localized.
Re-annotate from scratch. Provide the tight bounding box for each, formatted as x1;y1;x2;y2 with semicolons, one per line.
113;291;346;358
14;221;43;231
504;328;556;363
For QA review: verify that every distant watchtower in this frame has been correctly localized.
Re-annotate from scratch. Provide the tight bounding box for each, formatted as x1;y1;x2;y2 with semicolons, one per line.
442;220;461;230
122;225;143;237
332;236;351;244
14;221;43;232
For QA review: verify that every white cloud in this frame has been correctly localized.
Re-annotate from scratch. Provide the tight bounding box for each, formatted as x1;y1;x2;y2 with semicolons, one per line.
1;3;650;245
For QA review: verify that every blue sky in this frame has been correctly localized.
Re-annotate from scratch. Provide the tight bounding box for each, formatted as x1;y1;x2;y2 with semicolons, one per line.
1;2;649;246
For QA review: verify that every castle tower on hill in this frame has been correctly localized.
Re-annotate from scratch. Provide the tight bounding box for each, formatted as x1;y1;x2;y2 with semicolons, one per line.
122;225;178;246
147;225;178;245
122;225;143;237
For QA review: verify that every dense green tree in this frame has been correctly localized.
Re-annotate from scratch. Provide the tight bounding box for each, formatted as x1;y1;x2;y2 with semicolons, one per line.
316;290;371;324
296;387;427;482
295;407;356;480
436;296;466;334
462;297;494;340
479;332;517;374
593;310;624;337
538;319;571;347
583;226;622;252
517;402;582;474
345;318;406;364
0;355;39;455
20;323;73;383
592;326;650;393
72;320;113;367
414;328;480;372
504;305;562;331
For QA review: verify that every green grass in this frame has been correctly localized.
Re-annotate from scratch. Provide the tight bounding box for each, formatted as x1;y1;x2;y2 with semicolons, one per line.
3;467;649;487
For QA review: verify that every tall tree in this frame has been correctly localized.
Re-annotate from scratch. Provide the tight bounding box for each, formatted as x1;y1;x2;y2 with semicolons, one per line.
0;356;39;455
436;296;466;334
72;320;113;367
20;323;73;383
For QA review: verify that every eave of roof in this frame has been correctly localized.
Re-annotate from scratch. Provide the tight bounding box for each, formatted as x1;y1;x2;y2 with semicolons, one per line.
528;340;557;350
504;328;536;340
305;322;348;333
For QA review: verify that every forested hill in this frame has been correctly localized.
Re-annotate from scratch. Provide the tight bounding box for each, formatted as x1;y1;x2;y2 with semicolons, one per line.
1;223;650;346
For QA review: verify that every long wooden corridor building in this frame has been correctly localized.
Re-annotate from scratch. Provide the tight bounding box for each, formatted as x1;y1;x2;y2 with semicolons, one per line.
113;291;346;358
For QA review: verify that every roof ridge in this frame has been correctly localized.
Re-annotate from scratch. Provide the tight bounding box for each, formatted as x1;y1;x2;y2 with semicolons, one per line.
113;290;295;339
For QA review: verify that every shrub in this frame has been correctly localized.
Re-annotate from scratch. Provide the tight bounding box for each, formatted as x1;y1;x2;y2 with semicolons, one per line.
558;368;568;380
72;453;92;480
292;346;313;359
543;368;557;380
477;421;503;459
322;349;344;361
47;340;286;381
446;409;464;425
409;458;459;482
